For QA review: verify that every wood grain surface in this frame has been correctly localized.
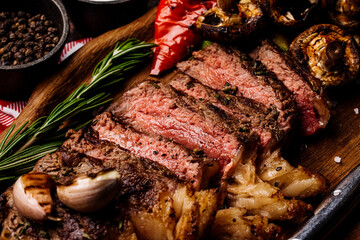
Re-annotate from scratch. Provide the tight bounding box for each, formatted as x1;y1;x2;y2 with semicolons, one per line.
1;6;360;240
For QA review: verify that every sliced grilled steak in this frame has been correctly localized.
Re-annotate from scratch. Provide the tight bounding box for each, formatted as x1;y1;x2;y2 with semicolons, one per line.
177;43;296;133
168;74;328;198
91;112;218;189
250;40;330;136
107;81;258;178
170;73;285;151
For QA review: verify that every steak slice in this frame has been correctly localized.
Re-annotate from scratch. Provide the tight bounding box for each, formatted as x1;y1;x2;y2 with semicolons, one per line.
177;43;296;133
250;40;331;136
107;80;258;178
91;112;218;190
169;73;285;151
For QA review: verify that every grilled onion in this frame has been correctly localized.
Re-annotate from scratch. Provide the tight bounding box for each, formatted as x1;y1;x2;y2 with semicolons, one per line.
290;24;359;87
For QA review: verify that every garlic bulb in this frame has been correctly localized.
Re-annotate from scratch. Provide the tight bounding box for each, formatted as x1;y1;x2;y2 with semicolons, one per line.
13;173;55;221
56;170;121;213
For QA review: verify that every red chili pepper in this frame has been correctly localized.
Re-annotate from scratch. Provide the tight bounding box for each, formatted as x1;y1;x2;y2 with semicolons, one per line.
150;0;216;76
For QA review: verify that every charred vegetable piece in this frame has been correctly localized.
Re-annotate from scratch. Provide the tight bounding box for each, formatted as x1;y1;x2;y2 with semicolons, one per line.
290;24;360;87
150;0;216;76
13;173;55;221
196;0;266;43
325;0;360;30
261;0;319;27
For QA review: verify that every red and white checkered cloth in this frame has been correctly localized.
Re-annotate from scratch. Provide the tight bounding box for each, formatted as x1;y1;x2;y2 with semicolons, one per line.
0;38;93;134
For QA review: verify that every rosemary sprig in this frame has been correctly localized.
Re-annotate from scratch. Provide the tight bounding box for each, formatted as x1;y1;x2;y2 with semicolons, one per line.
0;39;156;183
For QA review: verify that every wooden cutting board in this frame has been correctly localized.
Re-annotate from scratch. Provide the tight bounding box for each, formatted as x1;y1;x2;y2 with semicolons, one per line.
1;6;360;239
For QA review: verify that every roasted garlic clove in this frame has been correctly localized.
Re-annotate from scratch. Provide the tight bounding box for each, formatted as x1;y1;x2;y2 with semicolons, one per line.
196;0;265;44
56;170;121;213
261;0;319;27
13;173;55;221
290;24;360;87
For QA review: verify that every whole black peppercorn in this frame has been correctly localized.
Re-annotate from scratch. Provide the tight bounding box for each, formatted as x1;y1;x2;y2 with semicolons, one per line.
17;11;25;18
29;21;36;29
45;43;55;51
24;41;34;48
23;33;32;41
14;40;23;48
11;46;17;53
24;48;32;57
1;37;8;44
44;36;52;43
24;56;32;63
52;36;59;44
16;32;23;39
18;24;26;32
35;52;43;59
9;32;15;39
47;27;57;33
14;52;24;61
4;42;13;52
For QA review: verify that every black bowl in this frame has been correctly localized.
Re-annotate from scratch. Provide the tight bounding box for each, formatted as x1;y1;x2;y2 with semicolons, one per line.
63;0;147;37
0;0;69;100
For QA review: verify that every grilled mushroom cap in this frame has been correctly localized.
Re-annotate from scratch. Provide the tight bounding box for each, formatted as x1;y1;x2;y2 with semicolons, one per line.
196;0;265;43
261;0;319;27
290;24;359;87
325;0;360;29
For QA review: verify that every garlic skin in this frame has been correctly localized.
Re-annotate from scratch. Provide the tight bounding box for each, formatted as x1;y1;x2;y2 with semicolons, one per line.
56;170;121;213
13;173;55;221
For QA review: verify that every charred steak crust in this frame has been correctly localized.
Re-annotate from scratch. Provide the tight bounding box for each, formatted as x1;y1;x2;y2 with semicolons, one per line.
91;112;219;189
177;43;297;133
4;136;182;240
250;40;330;136
169;73;285;150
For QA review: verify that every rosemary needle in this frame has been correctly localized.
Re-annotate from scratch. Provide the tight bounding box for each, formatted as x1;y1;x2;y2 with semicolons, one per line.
0;38;156;183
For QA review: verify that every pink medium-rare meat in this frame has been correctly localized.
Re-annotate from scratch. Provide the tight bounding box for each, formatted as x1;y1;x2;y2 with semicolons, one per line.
250;40;330;136
170;73;284;151
177;43;296;133
91;112;218;189
108;81;258;177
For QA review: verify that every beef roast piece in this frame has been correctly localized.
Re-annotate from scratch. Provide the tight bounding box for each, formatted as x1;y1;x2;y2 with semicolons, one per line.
250;40;331;136
177;43;296;134
170;73;285;152
2;130;223;240
107;80;258;179
90;113;218;190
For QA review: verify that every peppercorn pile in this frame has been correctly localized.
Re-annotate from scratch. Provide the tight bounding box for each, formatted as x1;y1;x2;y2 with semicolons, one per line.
0;11;60;66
